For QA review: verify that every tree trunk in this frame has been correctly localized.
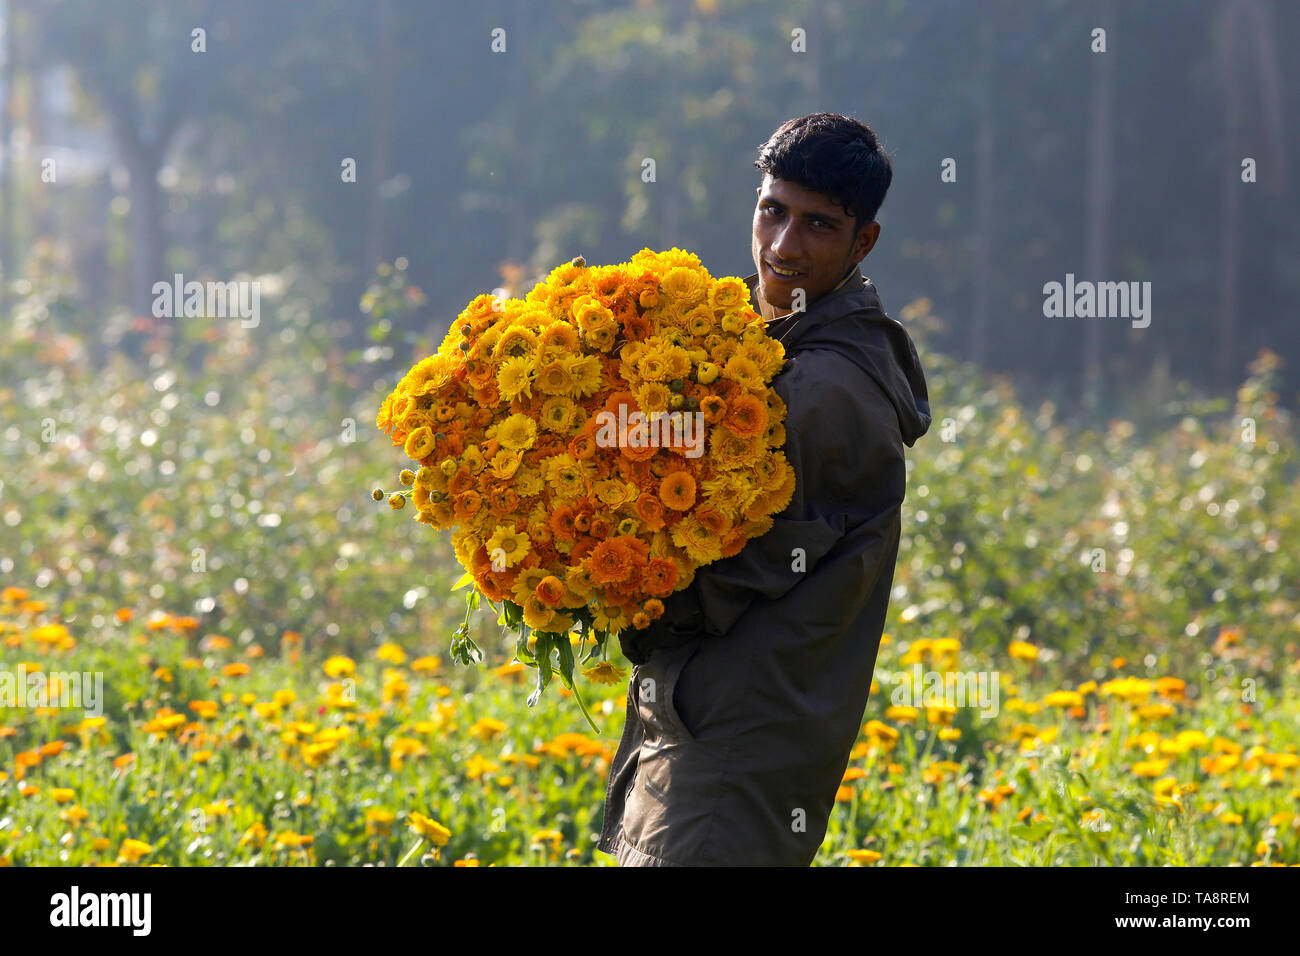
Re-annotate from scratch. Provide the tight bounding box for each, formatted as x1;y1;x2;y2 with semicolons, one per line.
1082;0;1115;415
970;16;993;366
0;0;17;314
124;141;163;321
365;0;395;275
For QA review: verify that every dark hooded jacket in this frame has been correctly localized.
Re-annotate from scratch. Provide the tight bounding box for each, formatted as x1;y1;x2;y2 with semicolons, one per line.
595;266;932;866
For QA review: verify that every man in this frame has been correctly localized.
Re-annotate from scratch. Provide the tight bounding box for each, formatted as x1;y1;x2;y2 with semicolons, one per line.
595;113;932;866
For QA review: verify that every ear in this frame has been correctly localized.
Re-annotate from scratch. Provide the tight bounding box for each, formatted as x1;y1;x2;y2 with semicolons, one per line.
855;222;880;259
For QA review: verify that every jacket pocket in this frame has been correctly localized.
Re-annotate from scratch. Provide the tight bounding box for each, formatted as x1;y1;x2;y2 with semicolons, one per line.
634;639;702;743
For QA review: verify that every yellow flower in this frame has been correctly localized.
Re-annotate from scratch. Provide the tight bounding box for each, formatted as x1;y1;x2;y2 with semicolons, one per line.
1100;677;1153;703
1008;640;1039;661
412;655;442;674
60;805;90;824
563;354;604;397
117;839;153;863
274;831;314;850
496;355;536;402
883;706;918;724
376;642;407;665
465;754;500;780
932;637;961;657
485;524;531;568
921;761;963;785
846;849;882;865
1137;703;1176;721
496;413;538;451
49;788;75;804
408;811;451;846
469;717;507;742
365;808;396;836
583;661;626;685
530;829;564;850
1043;690;1083;709
324;655;356;678
404;426;436;460
1132;759;1169;778
239;822;269;848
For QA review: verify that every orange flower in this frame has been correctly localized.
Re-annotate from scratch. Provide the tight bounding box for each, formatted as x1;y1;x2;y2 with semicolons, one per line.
535;576;566;609
549;505;578;541
644;599;665;620
447;465;475;496
621;311;651;341
641;558;680;597
589;514;613;540
694;504;730;537
722;394;768;438
633;492;666;532
659;471;696;511
586;539;635;585
486;484;520;517
719;527;747;558
699;394;727;424
476;570;509;603
568;431;597;460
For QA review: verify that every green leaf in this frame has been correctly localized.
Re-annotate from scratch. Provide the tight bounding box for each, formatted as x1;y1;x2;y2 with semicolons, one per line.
527;633;552;707
503;601;523;629
451;571;475;591
555;634;576;690
514;630;535;666
1009;822;1054;842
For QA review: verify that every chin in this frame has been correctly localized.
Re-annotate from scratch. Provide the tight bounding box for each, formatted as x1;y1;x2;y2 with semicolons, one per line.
760;283;790;309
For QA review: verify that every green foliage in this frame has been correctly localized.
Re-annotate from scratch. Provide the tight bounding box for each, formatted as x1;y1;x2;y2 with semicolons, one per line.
1;274;1296;866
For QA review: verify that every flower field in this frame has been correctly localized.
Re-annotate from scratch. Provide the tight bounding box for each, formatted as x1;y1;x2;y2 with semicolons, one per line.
1;269;1297;866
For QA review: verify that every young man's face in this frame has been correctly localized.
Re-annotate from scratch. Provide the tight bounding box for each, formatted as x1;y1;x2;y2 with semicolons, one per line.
751;172;880;312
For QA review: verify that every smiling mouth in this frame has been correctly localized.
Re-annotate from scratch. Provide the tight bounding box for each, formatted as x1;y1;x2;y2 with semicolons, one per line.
766;261;804;279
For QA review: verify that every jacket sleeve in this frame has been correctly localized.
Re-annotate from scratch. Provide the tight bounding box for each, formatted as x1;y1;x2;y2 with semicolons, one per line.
625;348;905;656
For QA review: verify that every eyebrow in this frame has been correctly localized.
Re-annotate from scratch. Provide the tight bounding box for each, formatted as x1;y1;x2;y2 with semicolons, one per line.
759;197;843;225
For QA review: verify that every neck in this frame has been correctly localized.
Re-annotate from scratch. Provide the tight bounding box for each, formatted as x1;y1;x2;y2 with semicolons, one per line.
759;264;856;323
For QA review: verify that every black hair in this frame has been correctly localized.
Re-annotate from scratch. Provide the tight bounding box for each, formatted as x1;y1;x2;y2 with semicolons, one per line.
753;112;893;234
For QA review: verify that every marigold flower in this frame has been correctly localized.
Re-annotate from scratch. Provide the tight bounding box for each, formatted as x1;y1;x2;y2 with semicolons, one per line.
117;839;153;863
1008;640;1039;661
583;661;626;685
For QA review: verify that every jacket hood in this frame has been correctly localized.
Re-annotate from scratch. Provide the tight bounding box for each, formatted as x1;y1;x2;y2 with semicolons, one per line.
743;270;932;447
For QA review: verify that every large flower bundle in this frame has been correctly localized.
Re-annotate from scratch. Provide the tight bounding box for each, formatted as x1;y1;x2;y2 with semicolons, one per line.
374;248;795;728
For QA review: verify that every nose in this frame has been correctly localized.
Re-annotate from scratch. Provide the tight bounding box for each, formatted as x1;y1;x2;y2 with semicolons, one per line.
770;221;801;265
